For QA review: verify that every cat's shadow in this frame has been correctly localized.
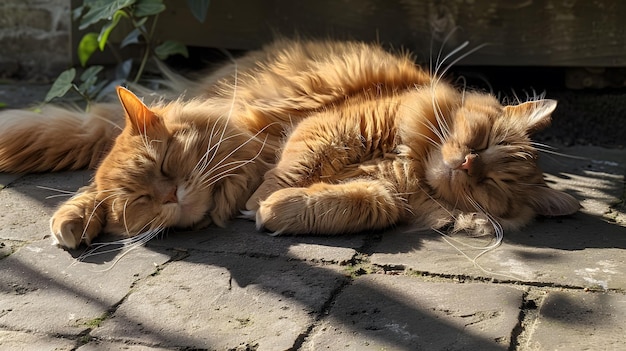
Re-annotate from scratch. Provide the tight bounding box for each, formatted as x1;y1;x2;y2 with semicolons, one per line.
505;211;626;250
70;207;626;266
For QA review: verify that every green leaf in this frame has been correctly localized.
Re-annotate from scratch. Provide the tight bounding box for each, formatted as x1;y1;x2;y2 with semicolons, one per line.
134;0;166;17
45;68;76;102
120;28;141;47
77;76;99;95
154;40;188;60
97;10;127;51
186;0;210;23
78;33;100;66
80;65;104;82
79;0;136;30
72;6;85;21
0;102;7;109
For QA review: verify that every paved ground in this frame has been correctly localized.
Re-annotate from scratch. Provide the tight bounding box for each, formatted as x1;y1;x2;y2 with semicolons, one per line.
0;84;625;350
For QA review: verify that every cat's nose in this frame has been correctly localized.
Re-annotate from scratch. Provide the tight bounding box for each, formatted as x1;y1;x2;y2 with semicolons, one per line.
457;153;478;175
162;186;178;204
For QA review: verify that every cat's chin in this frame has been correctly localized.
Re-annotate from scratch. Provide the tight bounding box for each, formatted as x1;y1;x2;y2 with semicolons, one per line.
172;201;209;228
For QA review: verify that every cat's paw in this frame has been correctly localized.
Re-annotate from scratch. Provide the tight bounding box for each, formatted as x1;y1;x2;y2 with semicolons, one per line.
246;180;285;211
50;203;102;249
453;212;496;237
255;187;309;235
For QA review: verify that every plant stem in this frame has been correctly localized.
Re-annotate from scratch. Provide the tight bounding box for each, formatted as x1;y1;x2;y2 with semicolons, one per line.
133;46;151;83
70;84;92;111
133;14;160;83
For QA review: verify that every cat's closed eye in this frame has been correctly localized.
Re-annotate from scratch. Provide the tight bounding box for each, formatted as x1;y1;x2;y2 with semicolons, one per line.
133;195;152;204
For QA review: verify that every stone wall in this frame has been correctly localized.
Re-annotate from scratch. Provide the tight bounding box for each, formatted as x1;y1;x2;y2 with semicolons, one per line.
0;0;71;80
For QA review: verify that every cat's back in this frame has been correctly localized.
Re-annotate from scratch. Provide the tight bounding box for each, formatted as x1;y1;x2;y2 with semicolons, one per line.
195;39;434;136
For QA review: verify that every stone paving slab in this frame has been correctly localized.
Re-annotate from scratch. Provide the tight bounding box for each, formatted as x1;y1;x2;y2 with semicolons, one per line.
0;238;169;336
303;275;524;350
0;330;74;351
0;171;92;241
525;290;626;350
146;220;365;264
91;251;349;350
77;341;171;351
0;173;21;190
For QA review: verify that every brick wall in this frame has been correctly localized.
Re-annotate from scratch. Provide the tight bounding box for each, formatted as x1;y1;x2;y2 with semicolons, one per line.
0;0;71;80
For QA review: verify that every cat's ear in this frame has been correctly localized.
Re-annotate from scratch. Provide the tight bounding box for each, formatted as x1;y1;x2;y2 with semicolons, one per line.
116;86;160;135
503;99;557;133
528;186;581;216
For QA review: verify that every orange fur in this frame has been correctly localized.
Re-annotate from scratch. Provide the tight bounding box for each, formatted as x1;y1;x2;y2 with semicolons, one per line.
0;40;580;248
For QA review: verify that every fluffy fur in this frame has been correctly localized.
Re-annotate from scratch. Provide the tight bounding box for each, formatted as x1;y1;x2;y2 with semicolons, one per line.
0;40;580;248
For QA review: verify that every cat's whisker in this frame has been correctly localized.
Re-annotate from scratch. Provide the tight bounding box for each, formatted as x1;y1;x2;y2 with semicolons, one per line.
436;43;489;86
198;162;245;189
533;146;589;160
44;193;75;199
72;220;166;270
198;114;230;174
36;185;76;196
431;96;452;141
433;27;461;78
195;129;247;174
198;135;269;190
78;192;119;242
419;113;447;145
194;118;230;176
399;103;446;145
530;141;558;150
202;59;240;172
415;183;457;220
434;41;469;83
455;75;469;103
122;198;131;237
201;124;273;178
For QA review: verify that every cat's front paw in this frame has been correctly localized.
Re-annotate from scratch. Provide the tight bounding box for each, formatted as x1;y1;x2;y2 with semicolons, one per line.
50;203;103;249
246;179;285;212
255;187;309;235
452;212;496;237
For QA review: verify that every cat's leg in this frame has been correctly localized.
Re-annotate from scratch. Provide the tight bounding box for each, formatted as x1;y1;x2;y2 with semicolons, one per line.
245;115;371;211
50;184;105;249
255;179;404;235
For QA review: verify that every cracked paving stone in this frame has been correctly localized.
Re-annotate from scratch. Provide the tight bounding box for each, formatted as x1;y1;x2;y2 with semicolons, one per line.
524;290;626;350
91;251;348;350
303;274;523;350
0;239;170;336
0;330;74;350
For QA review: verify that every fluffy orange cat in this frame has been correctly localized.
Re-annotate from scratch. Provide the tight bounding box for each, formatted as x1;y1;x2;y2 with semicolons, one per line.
0;40;580;249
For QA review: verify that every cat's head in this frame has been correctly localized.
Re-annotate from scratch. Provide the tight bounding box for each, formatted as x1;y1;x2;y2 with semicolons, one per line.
93;87;266;236
425;93;580;227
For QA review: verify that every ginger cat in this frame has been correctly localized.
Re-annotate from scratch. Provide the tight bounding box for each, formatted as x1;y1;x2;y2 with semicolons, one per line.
0;40;580;249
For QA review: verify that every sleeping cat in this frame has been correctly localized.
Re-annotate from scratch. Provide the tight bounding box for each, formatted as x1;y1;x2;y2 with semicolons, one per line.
0;39;581;249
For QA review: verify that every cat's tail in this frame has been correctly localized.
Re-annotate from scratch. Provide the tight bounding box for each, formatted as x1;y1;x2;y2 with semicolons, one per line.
0;103;123;173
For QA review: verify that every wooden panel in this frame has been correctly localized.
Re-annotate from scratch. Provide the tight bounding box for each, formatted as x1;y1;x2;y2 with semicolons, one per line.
153;0;626;67
72;0;626;67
